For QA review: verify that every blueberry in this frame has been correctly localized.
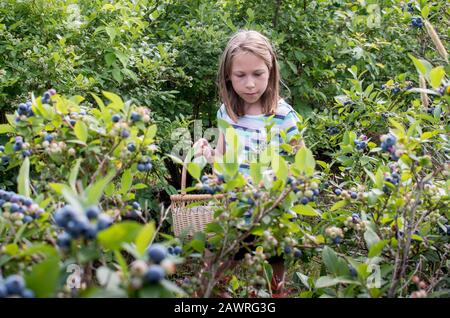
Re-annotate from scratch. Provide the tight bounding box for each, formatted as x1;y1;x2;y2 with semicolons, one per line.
333;237;343;244
381;84;386;90
112;114;121;123
147;244;167;264
300;197;309;205
83;224;98;240
167;246;174;255
0;199;5;207
247;198;254;205
137;163;146;172
0;145;4;152
5;275;25;295
334;188;342;195
173;246;182;255
293;248;302;258
86;206;101;220
97;214;113;231
283;246;292;254
391;87;400;94
0;284;7;298
350;192;357;199
144;265;165;284
130;112;141;122
21;288;35;298
56;232;72;249
349;266;358;277
44;134;53;142
313;189;320;196
23;198;33;207
121;129;130;138
384;135;396;147
22;150;31;157
23;215;33;223
127;143;136;152
13;142;23;151
10;203;20;213
66;218;89;237
145;162;152;171
131;201;140;210
54;206;77;227
201;175;209;183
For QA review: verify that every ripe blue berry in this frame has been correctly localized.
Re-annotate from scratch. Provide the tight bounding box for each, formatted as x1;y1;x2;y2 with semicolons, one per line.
5;275;25;295
144;265;165;284
173;246;182;255
86;206;101;220
293;248;302;258
131;201;140;210
121;129;130;138
112;114;121;123
334;188;342;195
96;214;113;231
137;163;146;172
147;244;167;264
127;143;136;152
57;232;72;249
300;197;309;205
131;112;141;122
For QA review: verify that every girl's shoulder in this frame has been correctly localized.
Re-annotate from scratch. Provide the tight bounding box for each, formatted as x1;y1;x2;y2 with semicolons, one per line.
276;99;296;117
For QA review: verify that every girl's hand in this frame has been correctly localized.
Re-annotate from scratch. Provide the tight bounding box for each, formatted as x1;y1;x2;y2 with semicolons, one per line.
193;138;215;163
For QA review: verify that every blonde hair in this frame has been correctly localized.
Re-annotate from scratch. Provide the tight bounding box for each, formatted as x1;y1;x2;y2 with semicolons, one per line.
217;30;280;123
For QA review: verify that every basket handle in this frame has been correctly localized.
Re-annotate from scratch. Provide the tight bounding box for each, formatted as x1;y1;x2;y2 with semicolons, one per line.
181;163;187;194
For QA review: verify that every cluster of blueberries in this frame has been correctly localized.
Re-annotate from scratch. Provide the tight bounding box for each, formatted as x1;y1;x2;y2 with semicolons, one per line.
137;157;153;172
0;190;44;223
406;2;414;12
383;171;401;194
200;175;224;195
381;83;401;94
354;134;368;151
16;101;34;118
144;243;181;284
334;188;358;199
54;205;113;249
41;89;56;104
326;126;339;135
12;136;32;158
380;134;401;161
283;246;302;258
289;177;321;205
0;274;34;298
411;16;423;28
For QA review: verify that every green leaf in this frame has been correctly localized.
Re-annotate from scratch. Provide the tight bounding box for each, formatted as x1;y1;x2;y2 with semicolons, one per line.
112;68;123;83
102;91;124;109
0;124;13;134
90;93;106;112
295;146;315;177
408;54;427;75
120;169;133;195
315;276;358;289
364;227;380;249
135;222;155;257
330;200;347;211
368;240;389;258
74;121;88;143
421;5;430;19
292;204;321;217
272;154;288;185
25;256;60;298
429;66;445;89
322;246;339;276
105;52;116;67
97;221;143;250
187;162;201;180
86;170;116;205
17;157;30;197
69;158;82;192
190;239;205;253
249;163;262;185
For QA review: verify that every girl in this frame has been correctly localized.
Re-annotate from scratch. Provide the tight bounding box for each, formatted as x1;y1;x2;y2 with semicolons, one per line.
195;30;303;295
196;30;302;173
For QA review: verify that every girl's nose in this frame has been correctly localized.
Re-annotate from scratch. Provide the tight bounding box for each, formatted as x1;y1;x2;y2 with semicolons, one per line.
245;78;255;89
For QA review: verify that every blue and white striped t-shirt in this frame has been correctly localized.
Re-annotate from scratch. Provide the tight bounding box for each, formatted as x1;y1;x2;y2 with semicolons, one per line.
216;99;300;174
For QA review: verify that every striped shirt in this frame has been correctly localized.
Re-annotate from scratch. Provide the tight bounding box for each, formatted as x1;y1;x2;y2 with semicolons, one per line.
217;99;300;175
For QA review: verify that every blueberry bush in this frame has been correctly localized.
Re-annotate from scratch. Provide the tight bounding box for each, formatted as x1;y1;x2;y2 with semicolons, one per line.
0;0;449;298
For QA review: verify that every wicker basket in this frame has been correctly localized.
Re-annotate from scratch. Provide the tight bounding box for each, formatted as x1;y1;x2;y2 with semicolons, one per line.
170;165;224;237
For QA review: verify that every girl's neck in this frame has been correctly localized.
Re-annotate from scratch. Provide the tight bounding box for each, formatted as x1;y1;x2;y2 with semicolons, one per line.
244;102;263;115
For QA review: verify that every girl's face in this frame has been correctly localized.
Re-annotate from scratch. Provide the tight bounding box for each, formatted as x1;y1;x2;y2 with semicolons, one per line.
229;52;269;107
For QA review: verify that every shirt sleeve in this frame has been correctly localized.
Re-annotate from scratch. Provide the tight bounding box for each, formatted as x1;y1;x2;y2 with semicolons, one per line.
283;111;301;142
